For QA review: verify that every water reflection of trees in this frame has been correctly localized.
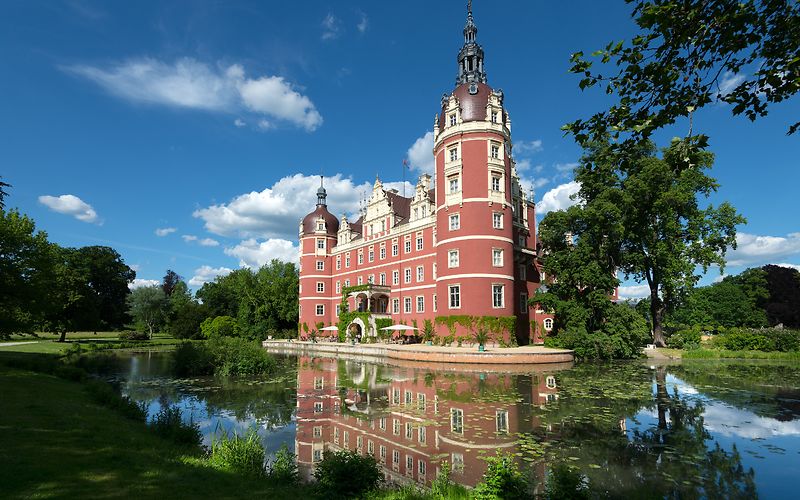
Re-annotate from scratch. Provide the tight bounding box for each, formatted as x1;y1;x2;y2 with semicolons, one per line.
537;364;758;498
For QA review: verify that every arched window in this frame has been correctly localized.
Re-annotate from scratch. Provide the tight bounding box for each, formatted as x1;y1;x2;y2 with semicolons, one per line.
543;318;553;331
545;376;557;389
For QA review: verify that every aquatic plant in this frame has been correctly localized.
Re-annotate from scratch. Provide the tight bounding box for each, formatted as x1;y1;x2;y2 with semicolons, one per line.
209;428;265;477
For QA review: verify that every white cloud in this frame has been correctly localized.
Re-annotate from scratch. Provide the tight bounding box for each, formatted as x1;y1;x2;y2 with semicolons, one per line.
38;194;100;223
182;234;198;243
234;118;246;127
198;238;219;247
618;284;651;299
193;173;371;240
65;58;322;131
515;139;543;154
406;131;435;174
727;232;800;266
188;265;232;287
321;13;341;40
155;227;176;236
536;181;581;215
718;71;745;96
357;12;369;33
554;162;579;173
128;278;160;290
382;181;415;196
225;238;299;268
775;262;800;272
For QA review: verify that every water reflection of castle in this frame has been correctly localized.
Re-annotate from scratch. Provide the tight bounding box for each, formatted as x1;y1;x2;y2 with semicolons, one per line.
294;356;562;488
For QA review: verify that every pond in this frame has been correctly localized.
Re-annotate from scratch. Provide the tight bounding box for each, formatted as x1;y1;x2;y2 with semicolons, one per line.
109;352;800;498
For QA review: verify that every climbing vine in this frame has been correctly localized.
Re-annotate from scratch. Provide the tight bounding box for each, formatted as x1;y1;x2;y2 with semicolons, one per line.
435;315;517;346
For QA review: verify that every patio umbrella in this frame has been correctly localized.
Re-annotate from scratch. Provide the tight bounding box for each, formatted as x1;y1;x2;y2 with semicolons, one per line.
380;324;418;336
320;326;339;331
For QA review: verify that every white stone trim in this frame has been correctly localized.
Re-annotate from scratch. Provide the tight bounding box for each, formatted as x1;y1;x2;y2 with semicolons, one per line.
330;252;436;278
436;235;513;247
436;273;514;282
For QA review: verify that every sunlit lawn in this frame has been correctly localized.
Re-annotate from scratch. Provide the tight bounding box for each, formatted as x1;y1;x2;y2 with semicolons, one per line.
0;332;180;355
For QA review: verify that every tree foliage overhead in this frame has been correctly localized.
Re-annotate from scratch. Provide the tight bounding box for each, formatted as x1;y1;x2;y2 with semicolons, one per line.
761;264;800;327
537;138;744;347
0;176;10;209
566;0;800;145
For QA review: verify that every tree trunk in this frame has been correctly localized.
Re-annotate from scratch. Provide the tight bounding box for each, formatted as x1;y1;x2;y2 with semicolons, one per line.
655;367;669;441
148;323;154;340
58;330;66;343
650;290;667;347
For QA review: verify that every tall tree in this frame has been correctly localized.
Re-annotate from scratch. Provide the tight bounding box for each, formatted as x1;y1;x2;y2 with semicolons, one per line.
538;138;744;346
0;177;10;209
161;269;182;297
0;209;56;337
44;247;99;341
566;0;800;147
761;264;800;327
127;286;168;338
75;246;136;330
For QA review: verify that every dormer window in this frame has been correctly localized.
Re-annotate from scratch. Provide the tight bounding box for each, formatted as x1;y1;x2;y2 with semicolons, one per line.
449;113;456;126
491;110;498;123
317;221;325;231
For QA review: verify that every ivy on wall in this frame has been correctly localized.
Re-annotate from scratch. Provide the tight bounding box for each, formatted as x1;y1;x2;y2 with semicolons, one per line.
435;315;518;347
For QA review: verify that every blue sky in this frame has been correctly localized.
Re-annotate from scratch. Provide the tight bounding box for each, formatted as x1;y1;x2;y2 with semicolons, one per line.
2;0;798;295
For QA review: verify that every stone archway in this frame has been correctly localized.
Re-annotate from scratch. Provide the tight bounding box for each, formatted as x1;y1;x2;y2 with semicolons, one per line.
348;317;366;342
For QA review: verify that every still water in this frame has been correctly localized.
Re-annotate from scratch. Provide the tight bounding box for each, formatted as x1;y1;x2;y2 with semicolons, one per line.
111;352;800;498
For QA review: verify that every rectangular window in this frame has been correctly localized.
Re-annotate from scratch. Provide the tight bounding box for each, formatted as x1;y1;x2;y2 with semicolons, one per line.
393;419;400;436
392;242;399;256
393;270;400;285
316;282;324;293
490;144;500;159
416;295;424;313
419;459;426;477
380;445;387;462
404;268;412;283
316;260;324;270
405;390;413;405
343;431;349;447
449;113;456;126
380;417;387;430
345;255;350;268
492;284;504;308
313;449;322;462
357;435;363;451
449;213;460;230
520;292;528;312
314;402;323;413
404;240;412;253
368;275;374;284
392;388;400;405
493;212;503;229
519;264;527;281
393;450;400;465
368;440;374;455
314;377;324;390
392;298;400;314
449;176;459;193
313;426;322;438
449;147;458;161
491;110;498;123
334;427;340;444
404;297;412;313
491;175;501;191
406;455;414;475
416;236;423;251
451;408;464;434
344;279;350;287
492;248;504;267
448;250;459;268
380;273;386;285
449;285;460;309
317;239;325;250
357;276;363;285
433;294;437;312
336;256;341;270
417;393;426;411
358;252;363;265
316;304;325;316
405;422;413;440
496;410;509;434
380;247;386;260
336;281;341;293
368;249;374;262
452;453;464;472
416;266;424;282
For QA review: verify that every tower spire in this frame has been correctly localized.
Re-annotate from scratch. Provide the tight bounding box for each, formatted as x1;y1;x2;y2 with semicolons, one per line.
316;175;327;207
456;0;486;86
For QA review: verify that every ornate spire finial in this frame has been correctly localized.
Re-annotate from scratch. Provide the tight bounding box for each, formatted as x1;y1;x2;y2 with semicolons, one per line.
316;175;327;207
468;0;472;15
456;0;486;86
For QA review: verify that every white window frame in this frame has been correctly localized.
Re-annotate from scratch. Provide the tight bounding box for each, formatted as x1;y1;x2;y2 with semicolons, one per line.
448;249;459;268
492;284;504;308
393;270;400;285
380;247;386;260
404;240;412;253
416;265;424;282
317;239;325;250
449;213;460;230
404;268;412;284
380;272;386;285
316;304;325;316
404;297;412;313
496;410;509;434
368;248;374;262
493;212;503;229
416;236;423;251
450;408;464;434
392;242;399;257
392;298;400;314
448;176;459;193
491;175;501;191
336;256;341;270
316;282;325;293
416;295;424;313
543;318;554;331
316;260;324;271
449;285;461;309
492;248;504;267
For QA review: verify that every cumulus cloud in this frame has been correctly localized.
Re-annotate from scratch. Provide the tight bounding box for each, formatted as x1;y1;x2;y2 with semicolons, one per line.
618;284;651;299
515;139;543;154
182;234;198;243
193;173;372;240
727;232;800;266
775;262;800;272
38;194;100;223
182;234;220;247
155;227;176;236
718;71;746;97
406;131;435;174
536;181;581;215
554;162;579;173
234;118;246;127
64;58;322;131
321;13;341;40
188;265;232;287
382;181;415;196
357;12;369;33
225;238;299;268
128;278;160;290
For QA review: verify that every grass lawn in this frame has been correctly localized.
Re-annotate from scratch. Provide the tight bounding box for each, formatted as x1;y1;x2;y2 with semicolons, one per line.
0;362;309;499
0;333;181;355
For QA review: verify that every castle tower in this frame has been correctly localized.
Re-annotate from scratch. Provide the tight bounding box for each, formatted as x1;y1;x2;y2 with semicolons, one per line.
298;177;339;337
434;2;537;344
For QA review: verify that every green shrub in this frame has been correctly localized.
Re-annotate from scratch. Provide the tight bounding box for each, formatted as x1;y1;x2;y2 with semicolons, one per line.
150;405;202;448
209;428;265;477
117;331;149;341
266;443;298;484
201;315;240;339
172;341;215;376
666;328;702;349
545;304;649;360
473;451;529;500
545;463;590;499
84;379;147;422
171;338;277;377
429;461;470;499
314;450;383;499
